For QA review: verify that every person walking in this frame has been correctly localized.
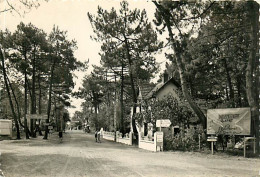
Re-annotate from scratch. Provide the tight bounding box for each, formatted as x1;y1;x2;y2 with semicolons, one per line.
95;130;98;142
59;131;63;143
97;131;101;143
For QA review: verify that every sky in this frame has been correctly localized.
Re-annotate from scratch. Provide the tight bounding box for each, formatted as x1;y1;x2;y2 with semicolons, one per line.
0;0;168;116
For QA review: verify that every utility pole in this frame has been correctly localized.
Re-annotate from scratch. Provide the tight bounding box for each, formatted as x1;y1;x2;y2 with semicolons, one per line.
60;105;64;132
252;1;259;155
114;75;117;141
255;2;260;154
120;63;124;135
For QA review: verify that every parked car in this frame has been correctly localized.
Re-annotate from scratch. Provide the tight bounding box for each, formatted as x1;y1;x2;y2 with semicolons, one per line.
234;141;251;150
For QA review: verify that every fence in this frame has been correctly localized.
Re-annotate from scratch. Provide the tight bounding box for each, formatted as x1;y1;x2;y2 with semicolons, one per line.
102;131;115;141
116;131;132;146
139;132;163;152
102;130;163;151
102;131;132;145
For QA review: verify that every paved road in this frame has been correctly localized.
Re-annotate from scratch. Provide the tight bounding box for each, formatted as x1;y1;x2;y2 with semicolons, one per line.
0;131;259;177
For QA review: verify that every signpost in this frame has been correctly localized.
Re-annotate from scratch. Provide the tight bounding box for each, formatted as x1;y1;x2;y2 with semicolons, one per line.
156;131;164;151
156;119;171;131
207;136;218;155
207;137;218;141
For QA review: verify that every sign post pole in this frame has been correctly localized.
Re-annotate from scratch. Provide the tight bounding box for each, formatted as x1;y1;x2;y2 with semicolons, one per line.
211;135;214;155
244;136;246;158
211;141;214;155
207;136;217;155
160;119;162;132
253;136;256;154
199;134;201;151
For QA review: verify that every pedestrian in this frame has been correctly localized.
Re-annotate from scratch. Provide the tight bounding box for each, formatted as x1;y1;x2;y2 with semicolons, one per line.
97;131;101;143
59;131;63;143
95;130;98;142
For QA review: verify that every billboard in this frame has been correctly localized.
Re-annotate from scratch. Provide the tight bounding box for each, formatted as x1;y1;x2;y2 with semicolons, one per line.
207;108;251;135
0;119;12;136
26;114;48;119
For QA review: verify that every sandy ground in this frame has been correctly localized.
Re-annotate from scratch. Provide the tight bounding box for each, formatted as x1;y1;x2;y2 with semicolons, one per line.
0;130;260;177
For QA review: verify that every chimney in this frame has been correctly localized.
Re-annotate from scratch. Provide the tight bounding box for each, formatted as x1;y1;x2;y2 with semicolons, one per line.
163;72;169;83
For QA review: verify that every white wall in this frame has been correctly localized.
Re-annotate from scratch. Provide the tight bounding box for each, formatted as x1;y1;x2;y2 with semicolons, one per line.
103;131;115;141
156;82;179;101
139;132;163;152
103;131;132;145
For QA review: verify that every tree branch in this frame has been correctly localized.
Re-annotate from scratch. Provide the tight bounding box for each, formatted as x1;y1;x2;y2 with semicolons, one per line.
182;1;216;21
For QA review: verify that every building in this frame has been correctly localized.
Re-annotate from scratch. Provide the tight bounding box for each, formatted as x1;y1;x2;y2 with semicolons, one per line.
144;73;180;101
132;73;182;139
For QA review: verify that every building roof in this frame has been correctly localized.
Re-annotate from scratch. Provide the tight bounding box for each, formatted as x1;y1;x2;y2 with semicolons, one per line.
145;77;181;99
137;82;156;101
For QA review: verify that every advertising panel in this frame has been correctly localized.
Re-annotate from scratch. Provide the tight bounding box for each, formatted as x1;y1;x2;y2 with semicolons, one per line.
0;119;12;136
207;108;251;135
26;114;48;119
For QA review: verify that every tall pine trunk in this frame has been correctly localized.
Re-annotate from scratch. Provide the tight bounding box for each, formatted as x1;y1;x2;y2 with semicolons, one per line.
246;1;259;154
154;2;206;128
0;47;20;139
7;76;24;128
123;35;138;134
175;50;207;128
24;52;30;139
43;60;56;139
120;63;125;134
236;75;242;107
223;58;234;103
31;46;37;137
37;73;43;136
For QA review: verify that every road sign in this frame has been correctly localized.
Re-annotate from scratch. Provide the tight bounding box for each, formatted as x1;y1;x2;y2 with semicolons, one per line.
156;131;164;151
207;137;218;142
156;132;163;143
44;123;50;126
26;114;48;119
156;119;171;128
48;126;53;130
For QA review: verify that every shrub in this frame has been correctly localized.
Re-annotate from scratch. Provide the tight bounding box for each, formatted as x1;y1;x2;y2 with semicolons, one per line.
164;127;205;151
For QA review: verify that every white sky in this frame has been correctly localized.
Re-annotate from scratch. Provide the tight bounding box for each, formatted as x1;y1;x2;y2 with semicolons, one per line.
0;0;168;116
